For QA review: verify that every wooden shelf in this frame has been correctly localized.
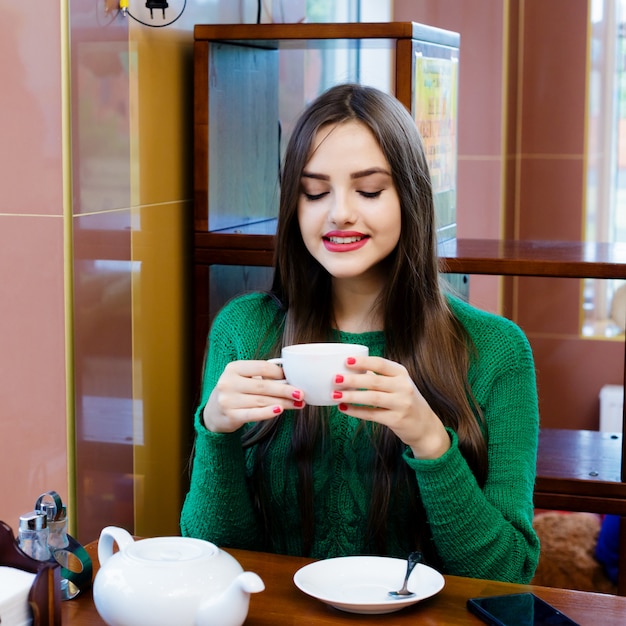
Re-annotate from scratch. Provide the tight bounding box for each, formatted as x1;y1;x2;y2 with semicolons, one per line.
194;235;626;279
194;232;275;266
535;429;626;514
438;238;626;278
194;21;456;45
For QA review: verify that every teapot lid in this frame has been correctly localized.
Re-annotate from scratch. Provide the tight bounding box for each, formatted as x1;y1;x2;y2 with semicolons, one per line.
125;537;218;564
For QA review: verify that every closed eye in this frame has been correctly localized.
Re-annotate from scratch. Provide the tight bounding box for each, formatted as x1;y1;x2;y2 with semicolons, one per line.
359;190;383;199
303;191;329;201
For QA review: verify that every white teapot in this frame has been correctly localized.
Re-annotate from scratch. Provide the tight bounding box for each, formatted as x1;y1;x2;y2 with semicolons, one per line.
93;526;264;626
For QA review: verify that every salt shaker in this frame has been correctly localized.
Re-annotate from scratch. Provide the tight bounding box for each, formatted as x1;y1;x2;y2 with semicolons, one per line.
18;510;52;561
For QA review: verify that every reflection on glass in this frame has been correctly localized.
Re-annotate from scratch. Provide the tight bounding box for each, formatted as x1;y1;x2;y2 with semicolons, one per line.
73;252;136;540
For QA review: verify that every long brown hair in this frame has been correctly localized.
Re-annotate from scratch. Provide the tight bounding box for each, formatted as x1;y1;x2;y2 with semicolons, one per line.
243;84;487;558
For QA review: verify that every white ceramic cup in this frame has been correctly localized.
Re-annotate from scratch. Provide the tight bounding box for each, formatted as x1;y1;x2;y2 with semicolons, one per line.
269;343;369;406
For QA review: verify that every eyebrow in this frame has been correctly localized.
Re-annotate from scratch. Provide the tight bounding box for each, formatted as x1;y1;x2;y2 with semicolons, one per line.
301;167;392;181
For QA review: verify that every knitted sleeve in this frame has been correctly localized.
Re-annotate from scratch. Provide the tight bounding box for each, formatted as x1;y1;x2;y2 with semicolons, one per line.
404;308;540;583
180;293;280;548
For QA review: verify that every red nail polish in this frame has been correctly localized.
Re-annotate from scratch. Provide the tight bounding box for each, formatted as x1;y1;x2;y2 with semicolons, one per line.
272;406;282;414
293;400;304;408
335;374;344;384
338;403;348;411
292;390;301;400
346;357;356;365
333;391;342;400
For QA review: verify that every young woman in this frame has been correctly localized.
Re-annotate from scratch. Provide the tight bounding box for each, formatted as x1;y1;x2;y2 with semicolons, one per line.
181;83;540;584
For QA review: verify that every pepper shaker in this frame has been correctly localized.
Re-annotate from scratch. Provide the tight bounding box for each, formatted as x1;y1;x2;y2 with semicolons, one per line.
18;510;52;561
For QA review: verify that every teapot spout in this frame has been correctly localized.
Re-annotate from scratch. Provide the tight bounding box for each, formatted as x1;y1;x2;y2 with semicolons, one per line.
194;571;264;626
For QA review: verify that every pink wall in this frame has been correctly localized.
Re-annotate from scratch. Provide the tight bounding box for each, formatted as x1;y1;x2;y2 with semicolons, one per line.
0;5;68;528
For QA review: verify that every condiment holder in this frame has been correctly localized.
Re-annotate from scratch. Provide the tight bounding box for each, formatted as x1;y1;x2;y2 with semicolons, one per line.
0;520;62;626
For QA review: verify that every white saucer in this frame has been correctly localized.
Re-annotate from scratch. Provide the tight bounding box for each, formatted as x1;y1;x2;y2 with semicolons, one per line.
293;555;445;615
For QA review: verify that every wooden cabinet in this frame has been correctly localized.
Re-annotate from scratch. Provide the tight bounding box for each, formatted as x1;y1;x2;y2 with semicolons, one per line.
193;23;626;593
193;22;459;234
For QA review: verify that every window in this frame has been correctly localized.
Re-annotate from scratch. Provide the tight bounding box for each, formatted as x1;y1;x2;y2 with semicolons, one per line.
584;0;626;338
305;0;392;96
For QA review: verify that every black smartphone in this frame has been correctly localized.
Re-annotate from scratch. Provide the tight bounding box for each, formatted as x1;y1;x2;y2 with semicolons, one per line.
467;593;580;626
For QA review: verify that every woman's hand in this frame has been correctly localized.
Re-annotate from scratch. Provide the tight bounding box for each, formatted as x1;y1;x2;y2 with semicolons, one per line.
333;355;451;460
203;360;304;433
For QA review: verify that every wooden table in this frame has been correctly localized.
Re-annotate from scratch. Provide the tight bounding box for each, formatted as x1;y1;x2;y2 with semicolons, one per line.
62;542;626;625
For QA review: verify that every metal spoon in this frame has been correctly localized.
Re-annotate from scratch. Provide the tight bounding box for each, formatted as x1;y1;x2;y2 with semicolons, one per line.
388;551;423;598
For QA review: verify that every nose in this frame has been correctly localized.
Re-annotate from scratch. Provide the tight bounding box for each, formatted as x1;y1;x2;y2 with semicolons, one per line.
328;190;356;226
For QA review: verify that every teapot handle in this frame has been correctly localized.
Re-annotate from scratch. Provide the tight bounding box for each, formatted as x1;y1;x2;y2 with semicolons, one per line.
98;526;134;567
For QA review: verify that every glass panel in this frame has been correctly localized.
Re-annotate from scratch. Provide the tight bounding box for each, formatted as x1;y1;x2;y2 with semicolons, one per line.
209;265;274;320
206;38;393;234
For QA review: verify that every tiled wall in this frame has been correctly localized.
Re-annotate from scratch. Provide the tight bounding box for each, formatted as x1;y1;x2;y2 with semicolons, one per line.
0;4;68;530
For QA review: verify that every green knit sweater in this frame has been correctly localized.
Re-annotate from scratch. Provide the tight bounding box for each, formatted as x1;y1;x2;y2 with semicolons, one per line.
180;292;540;583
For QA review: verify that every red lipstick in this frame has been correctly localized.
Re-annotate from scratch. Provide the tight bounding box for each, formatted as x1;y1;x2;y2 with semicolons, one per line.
322;231;369;253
